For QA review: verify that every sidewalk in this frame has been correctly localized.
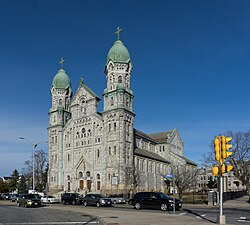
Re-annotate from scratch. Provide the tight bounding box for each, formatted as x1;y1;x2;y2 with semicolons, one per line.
223;195;249;208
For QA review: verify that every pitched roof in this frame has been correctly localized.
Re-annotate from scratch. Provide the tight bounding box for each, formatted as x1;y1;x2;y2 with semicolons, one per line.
71;78;101;104
134;129;157;143
171;152;197;166
148;130;175;143
134;148;170;164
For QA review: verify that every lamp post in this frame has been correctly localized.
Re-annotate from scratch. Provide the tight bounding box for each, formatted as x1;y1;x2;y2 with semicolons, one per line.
19;136;46;191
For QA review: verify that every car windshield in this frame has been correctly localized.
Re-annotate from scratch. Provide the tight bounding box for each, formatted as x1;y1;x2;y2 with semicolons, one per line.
26;194;40;199
94;194;102;198
158;193;172;200
48;195;55;198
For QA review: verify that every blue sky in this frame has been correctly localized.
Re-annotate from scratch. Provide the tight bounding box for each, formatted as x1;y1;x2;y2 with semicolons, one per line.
1;0;250;176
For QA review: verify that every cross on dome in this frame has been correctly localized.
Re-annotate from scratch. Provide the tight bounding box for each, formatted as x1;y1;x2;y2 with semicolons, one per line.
59;58;65;69
114;26;123;40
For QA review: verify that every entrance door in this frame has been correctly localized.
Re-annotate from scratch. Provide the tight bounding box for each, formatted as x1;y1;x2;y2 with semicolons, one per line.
79;180;84;190
97;181;100;190
87;180;92;192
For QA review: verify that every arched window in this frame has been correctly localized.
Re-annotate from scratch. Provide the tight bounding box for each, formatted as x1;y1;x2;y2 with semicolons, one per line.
97;174;100;179
118;76;122;83
67;175;70;181
114;146;116;155
114;122;116;131
109;147;111;155
78;172;83;178
59;99;62;105
86;171;90;177
97;149;100;158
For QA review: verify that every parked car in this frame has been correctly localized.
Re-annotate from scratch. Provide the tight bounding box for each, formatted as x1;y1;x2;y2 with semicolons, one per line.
82;194;113;207
129;192;182;211
17;194;42;207
61;193;83;205
10;194;19;202
107;195;126;204
41;195;59;204
1;193;11;200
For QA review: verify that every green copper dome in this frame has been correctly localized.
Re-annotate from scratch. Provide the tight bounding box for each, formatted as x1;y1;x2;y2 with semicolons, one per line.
107;40;131;64
52;69;71;89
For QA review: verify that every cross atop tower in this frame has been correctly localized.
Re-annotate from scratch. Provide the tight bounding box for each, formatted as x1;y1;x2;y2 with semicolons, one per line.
114;26;123;40
59;58;65;69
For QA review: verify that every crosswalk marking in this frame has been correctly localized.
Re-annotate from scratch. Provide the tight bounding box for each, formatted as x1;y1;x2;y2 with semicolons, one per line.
195;214;206;219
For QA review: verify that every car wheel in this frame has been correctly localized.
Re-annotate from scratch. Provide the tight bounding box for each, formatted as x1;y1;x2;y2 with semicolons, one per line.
96;202;100;207
62;200;66;204
160;203;167;211
84;201;88;207
134;202;141;210
113;200;117;205
72;200;76;205
17;202;21;207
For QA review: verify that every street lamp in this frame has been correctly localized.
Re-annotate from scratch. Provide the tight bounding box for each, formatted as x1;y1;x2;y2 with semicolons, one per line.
19;136;47;191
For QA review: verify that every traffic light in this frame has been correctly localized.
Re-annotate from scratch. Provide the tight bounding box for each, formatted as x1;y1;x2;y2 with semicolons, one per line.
212;164;233;176
214;136;222;163
212;166;219;176
221;164;233;174
221;136;233;159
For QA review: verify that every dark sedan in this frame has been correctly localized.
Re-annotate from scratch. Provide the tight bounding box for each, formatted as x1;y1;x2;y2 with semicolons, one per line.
17;194;42;207
129;192;182;211
82;194;113;207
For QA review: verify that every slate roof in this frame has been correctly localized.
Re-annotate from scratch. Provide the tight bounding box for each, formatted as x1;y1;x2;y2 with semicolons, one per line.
171;152;197;166
134;129;157;143
134;148;170;164
148;130;175;143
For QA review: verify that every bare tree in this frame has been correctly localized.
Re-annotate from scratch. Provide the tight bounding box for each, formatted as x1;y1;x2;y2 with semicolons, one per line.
202;130;250;202
125;166;143;197
171;164;198;199
22;149;48;191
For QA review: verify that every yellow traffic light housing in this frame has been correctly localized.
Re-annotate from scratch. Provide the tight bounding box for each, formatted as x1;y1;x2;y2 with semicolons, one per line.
212;166;219;176
221;136;233;159
214;136;222;163
221;164;233;174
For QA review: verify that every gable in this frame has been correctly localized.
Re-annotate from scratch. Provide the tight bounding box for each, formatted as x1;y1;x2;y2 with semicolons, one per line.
70;79;101;107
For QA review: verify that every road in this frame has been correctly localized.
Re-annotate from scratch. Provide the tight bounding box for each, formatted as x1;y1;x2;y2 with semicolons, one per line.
0;198;249;225
182;206;250;225
0;201;102;225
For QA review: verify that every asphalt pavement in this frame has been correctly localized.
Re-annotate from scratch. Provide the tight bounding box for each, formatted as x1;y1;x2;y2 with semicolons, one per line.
44;195;249;225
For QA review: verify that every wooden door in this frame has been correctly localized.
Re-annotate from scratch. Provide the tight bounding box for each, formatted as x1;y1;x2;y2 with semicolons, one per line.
79;180;84;190
97;181;100;190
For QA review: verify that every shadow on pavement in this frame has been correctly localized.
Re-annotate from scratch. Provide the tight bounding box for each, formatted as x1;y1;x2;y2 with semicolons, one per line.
183;209;216;224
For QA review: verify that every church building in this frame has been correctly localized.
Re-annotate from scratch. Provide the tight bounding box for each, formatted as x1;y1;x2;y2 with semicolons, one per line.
48;28;196;195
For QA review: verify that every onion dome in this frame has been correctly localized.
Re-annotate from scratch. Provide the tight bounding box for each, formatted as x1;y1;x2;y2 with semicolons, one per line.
107;39;131;64
52;68;71;89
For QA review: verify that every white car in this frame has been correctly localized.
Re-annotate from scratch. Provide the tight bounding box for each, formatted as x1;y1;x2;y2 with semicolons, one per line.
41;195;59;204
107;196;126;204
